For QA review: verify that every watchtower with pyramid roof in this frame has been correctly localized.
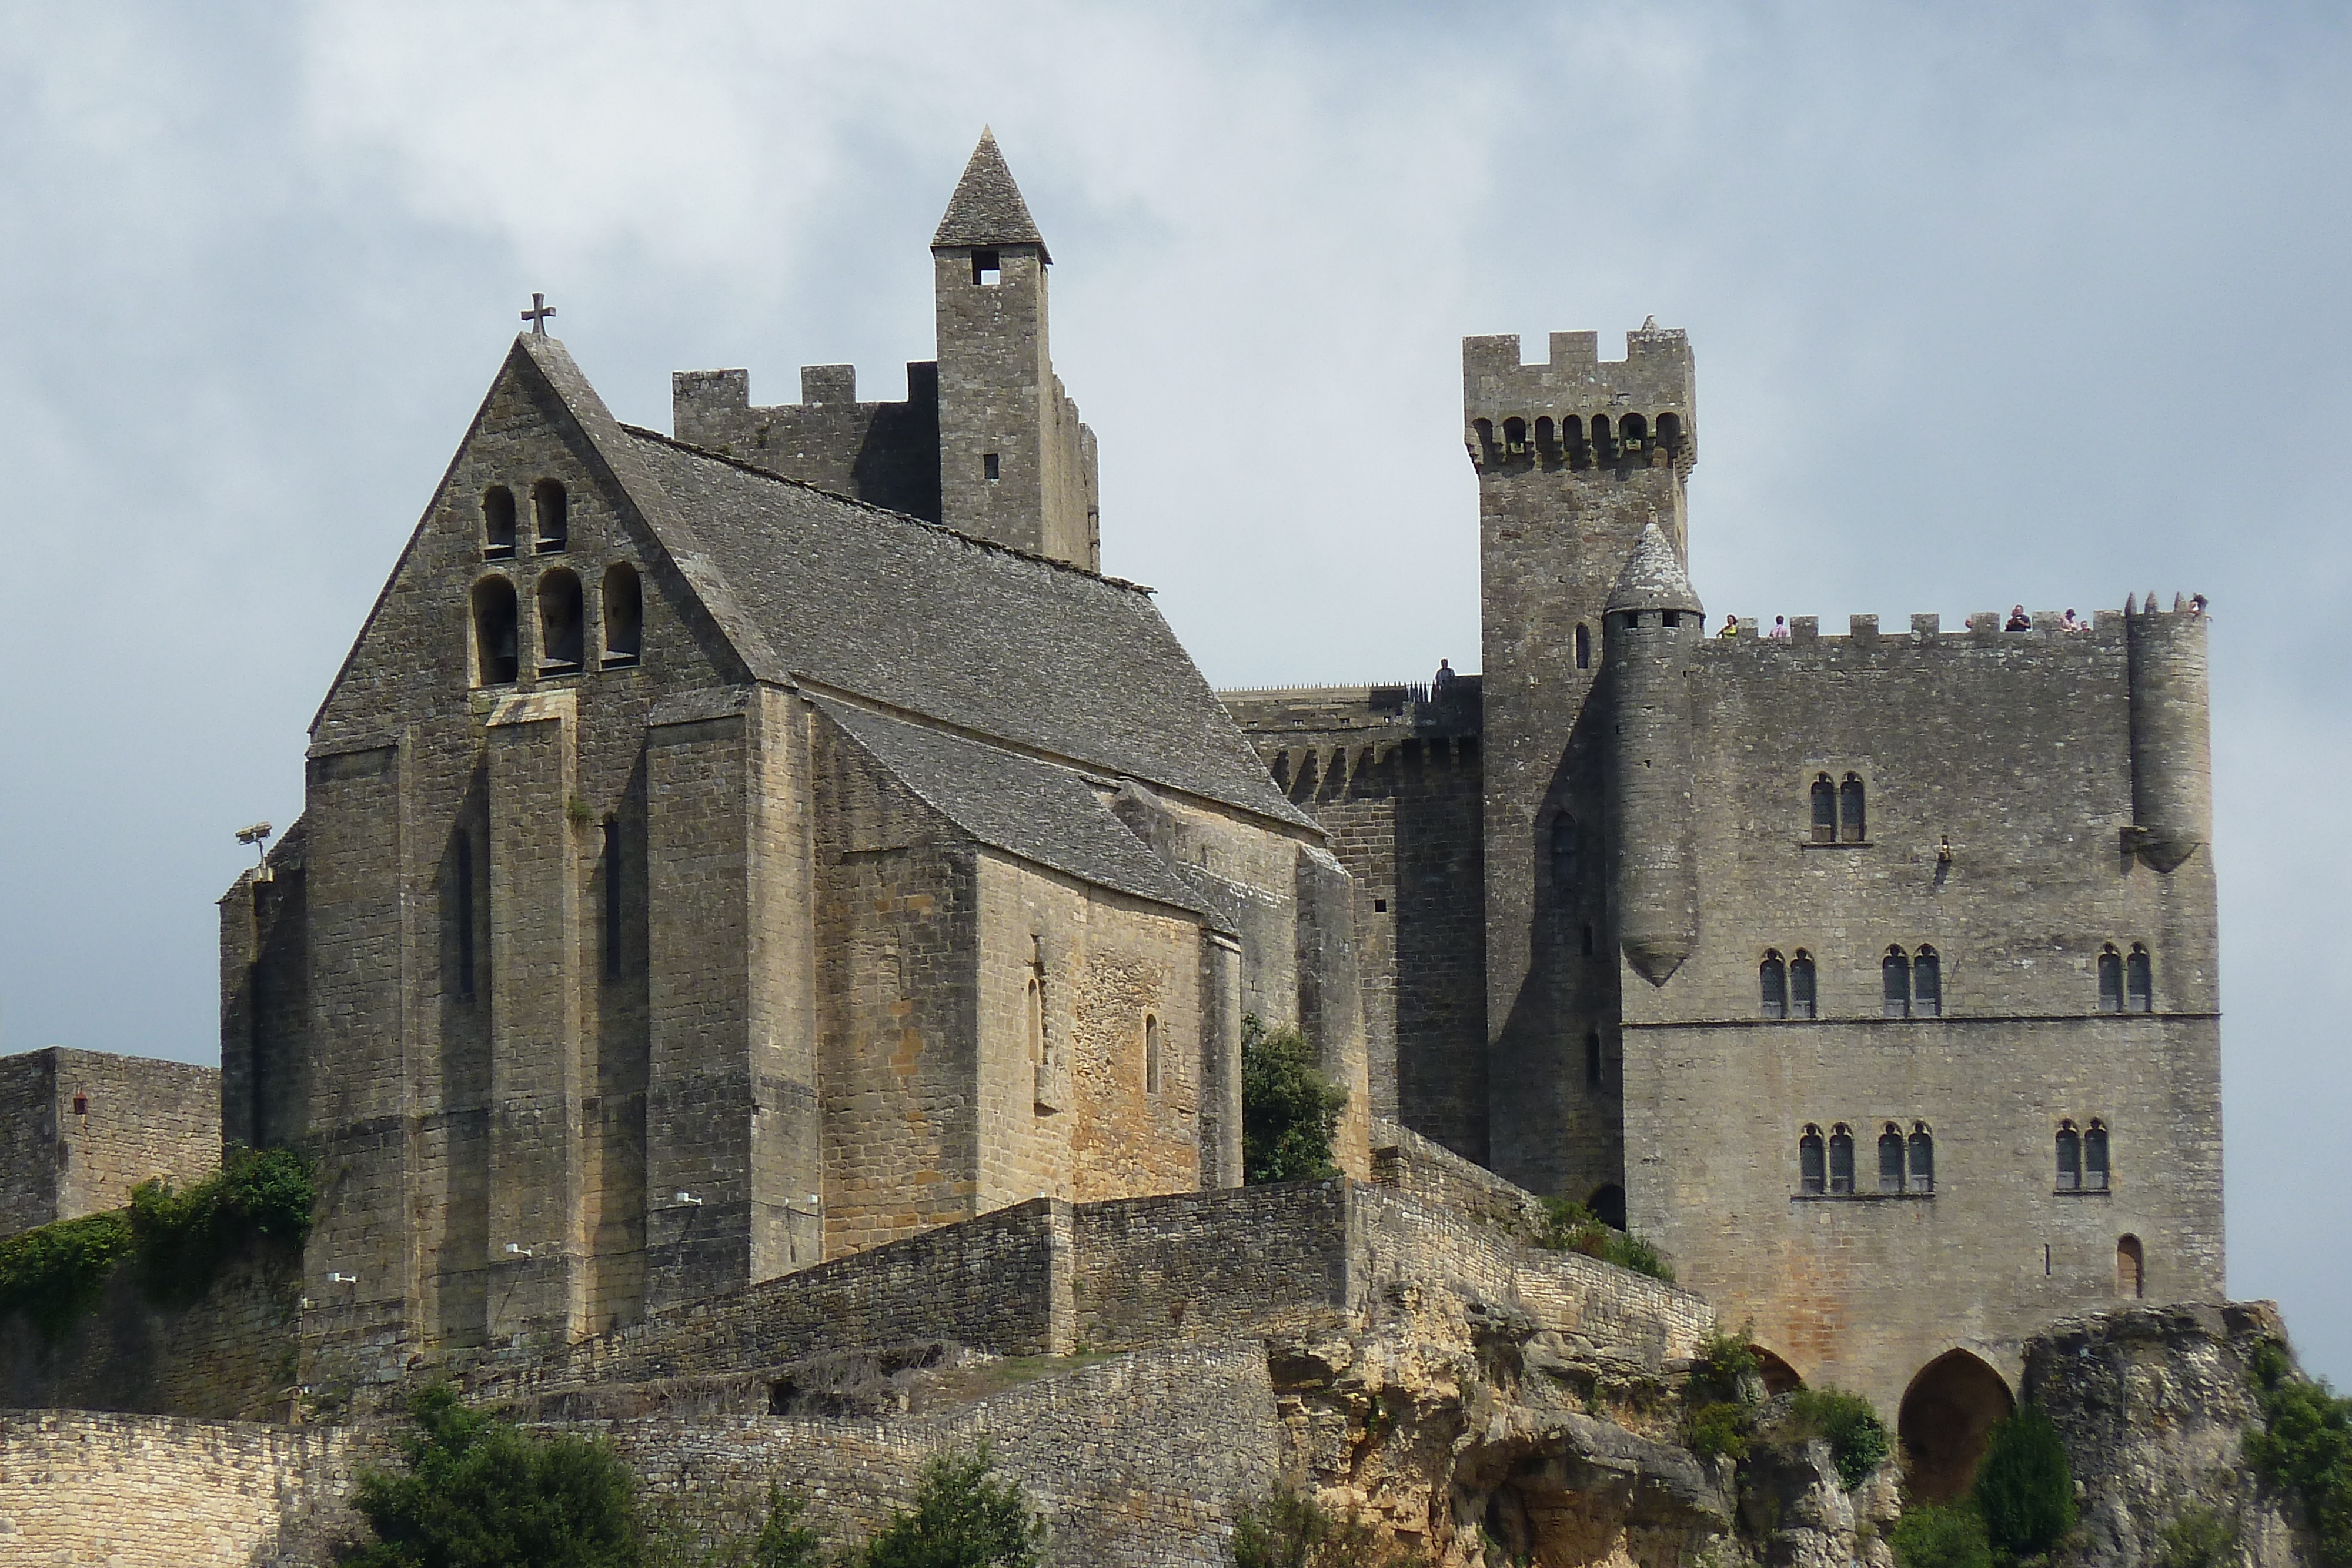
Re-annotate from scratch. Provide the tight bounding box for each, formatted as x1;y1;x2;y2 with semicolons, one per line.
672;129;1101;568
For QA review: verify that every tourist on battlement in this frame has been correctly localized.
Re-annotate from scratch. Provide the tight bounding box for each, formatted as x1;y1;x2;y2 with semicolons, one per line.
1769;616;1790;639
2007;605;2031;631
1432;658;1456;693
1718;614;1740;638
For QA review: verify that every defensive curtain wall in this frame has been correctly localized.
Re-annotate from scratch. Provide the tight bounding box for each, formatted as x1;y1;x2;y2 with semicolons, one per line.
0;1126;1715;1565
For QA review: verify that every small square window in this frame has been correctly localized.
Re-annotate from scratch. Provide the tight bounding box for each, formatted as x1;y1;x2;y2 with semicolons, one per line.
973;249;1001;286
1372;898;1387;913
983;453;1001;481
72;1095;87;1116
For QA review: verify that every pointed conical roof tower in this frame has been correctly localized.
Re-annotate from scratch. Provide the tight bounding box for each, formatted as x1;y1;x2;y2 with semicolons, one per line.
1605;523;1705;617
932;127;1051;262
928;130;1097;569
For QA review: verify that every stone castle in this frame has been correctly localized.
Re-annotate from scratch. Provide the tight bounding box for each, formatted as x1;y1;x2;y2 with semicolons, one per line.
0;131;2228;1559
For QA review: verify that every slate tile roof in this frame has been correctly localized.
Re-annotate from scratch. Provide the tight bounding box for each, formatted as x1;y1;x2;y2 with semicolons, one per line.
931;128;1050;259
1605;521;1705;616
810;696;1210;918
612;425;1313;831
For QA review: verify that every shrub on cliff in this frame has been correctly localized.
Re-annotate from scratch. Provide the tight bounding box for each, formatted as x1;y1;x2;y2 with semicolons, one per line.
1241;1017;1347;1185
1529;1196;1676;1283
2245;1340;2352;1566
343;1383;642;1568
1891;1500;1991;1568
860;1446;1044;1568
1973;1405;2077;1557
1232;1485;1432;1568
1787;1388;1890;1489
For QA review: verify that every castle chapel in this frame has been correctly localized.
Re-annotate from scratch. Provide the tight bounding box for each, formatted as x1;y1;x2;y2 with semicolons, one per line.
219;133;1368;1376
218;132;2220;1471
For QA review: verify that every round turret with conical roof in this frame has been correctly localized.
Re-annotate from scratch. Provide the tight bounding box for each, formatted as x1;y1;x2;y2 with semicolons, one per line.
1604;524;1702;985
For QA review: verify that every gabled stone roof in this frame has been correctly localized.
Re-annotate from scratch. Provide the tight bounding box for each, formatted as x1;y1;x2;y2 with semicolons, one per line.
810;696;1212;919
931;128;1050;260
608;417;1312;831
1605;522;1705;616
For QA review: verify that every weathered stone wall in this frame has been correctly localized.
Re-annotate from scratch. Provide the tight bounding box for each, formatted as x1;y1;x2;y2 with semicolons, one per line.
0;1410;363;1567
1222;683;1488;1162
669;362;943;521
1371;1115;1544;1235
1619;613;2224;1416
1071;1182;1352;1350
0;1243;300;1422
0;1049;219;1238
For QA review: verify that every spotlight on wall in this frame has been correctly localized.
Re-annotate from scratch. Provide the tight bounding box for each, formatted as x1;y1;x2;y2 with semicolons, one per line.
674;1191;704;1207
235;822;274;867
505;1242;535;1258
327;1272;356;1285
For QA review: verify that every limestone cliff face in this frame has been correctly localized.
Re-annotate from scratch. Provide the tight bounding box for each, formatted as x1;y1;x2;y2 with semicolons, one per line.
2031;1302;2318;1568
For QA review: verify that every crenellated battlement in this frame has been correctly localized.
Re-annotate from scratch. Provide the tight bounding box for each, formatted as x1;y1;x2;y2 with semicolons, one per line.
1464;324;1696;475
1692;599;2204;661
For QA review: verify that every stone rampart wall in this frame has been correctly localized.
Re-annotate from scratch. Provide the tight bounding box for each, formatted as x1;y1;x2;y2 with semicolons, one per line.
1070;1182;1351;1350
1371;1116;1544;1234
0;1242;300;1422
0;1410;362;1567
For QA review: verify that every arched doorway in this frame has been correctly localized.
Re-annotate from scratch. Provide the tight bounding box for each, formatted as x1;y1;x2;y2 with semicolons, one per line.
1750;1345;1804;1397
1588;1184;1627;1231
1900;1350;2015;1502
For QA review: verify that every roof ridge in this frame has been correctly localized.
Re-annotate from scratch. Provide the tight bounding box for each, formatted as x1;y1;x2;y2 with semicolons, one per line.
619;422;1153;595
931;129;1048;259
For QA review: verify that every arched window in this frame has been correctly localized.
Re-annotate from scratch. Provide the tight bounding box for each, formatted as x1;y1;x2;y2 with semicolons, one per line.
1025;975;1045;1065
483;485;517;557
1840;774;1866;842
2084;1120;2109;1191
1909;1122;1935;1192
1657;412;1683;455
1534;416;1554;450
1760;951;1788;1019
1828;1125;1855;1195
1913;945;1942;1018
1575;622;1591;670
1879;1123;1906;1193
538;569;584;673
1810;776;1837;843
1621;412;1648;452
602;563;642;665
1790;951;1818;1019
1591;414;1613;449
533;478;569;553
1799;1126;1826;1194
2116;1235;2145;1299
1883;947;1912;1019
472;577;519;685
2097;945;2123;1012
1585;1031;1603;1088
2127;945;2153;1012
1502;416;1528;453
1551;815;1580;889
2056;1120;2082;1191
1142;1014;1161;1095
1474;418;1494;453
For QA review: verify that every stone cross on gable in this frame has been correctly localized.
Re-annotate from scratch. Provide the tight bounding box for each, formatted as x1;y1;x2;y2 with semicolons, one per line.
521;293;556;335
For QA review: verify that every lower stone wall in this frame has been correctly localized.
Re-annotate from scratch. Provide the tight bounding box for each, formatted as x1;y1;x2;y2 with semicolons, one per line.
0;1242;300;1421
1071;1181;1351;1350
1372;1116;1545;1234
0;1410;360;1567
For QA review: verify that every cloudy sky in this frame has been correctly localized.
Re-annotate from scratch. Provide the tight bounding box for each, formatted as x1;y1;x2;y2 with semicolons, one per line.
1;4;2345;1378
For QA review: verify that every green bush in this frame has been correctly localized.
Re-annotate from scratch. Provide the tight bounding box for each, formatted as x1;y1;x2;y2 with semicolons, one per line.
342;1383;642;1568
132;1144;315;1306
0;1210;134;1338
1690;1326;1760;1402
1974;1406;2077;1557
1788;1388;1892;1489
1232;1485;1432;1568
2156;1502;2241;1568
862;1446;1044;1568
1529;1198;1675;1283
1891;1500;1990;1568
1686;1400;1755;1463
1241;1017;1347;1185
2244;1340;2352;1566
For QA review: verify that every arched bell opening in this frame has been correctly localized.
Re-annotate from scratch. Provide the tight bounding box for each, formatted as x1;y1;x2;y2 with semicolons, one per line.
1899;1349;2014;1502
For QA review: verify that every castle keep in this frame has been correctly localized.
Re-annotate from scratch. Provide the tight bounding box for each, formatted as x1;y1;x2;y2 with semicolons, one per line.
1225;325;2221;1473
216;133;1366;1390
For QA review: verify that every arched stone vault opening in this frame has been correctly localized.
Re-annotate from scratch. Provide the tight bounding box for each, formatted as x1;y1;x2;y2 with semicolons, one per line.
1899;1349;2014;1502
